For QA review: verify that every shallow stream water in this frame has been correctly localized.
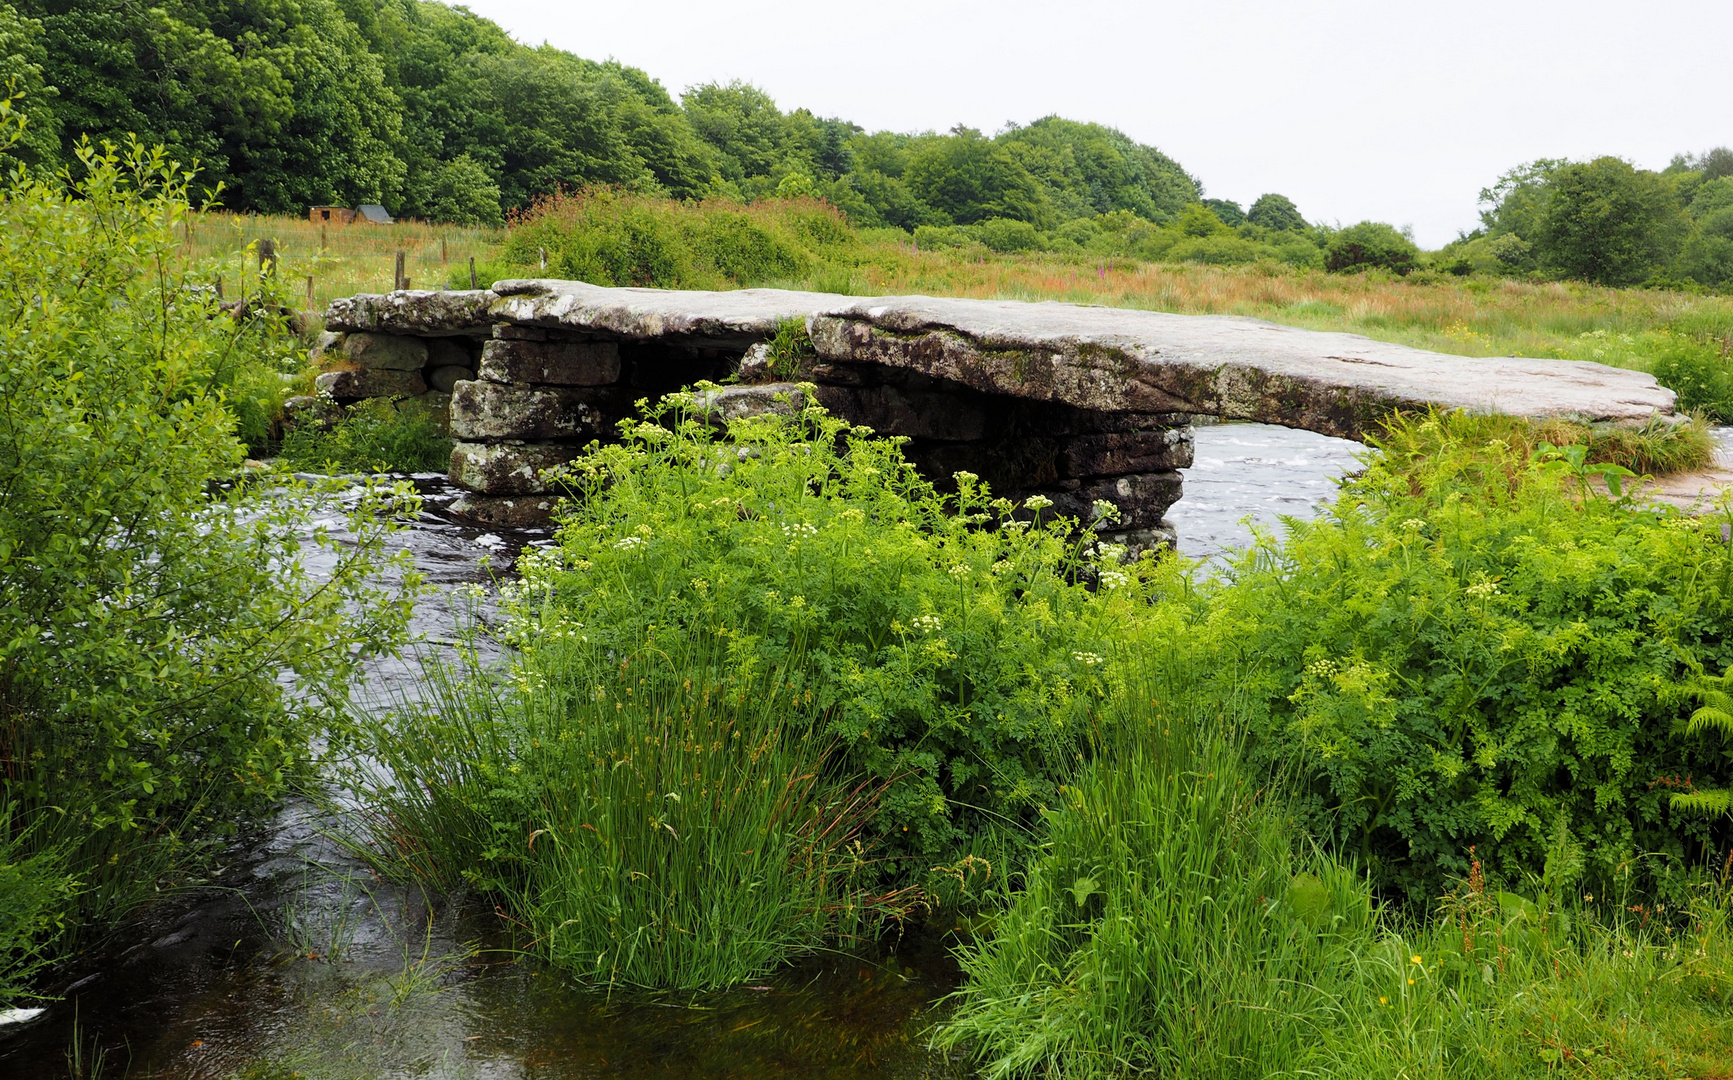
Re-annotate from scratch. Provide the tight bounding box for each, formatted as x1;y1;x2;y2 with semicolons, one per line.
0;423;1372;1079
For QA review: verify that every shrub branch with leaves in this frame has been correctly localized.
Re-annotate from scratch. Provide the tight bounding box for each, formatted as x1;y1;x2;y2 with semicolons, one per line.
0;121;418;994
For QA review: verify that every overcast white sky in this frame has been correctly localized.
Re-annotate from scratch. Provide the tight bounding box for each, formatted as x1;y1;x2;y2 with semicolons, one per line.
459;0;1730;248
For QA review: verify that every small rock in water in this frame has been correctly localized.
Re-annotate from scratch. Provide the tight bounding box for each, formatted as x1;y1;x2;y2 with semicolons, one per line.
0;1007;44;1026
474;533;505;549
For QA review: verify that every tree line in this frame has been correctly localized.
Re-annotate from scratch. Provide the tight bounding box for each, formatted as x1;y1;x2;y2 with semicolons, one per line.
1444;150;1733;288
0;0;1209;234
0;0;1725;290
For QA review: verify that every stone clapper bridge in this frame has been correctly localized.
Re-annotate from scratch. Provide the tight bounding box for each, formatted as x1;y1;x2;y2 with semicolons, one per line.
317;280;1679;546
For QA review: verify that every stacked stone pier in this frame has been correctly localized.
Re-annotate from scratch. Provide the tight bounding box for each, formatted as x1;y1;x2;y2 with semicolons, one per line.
322;280;1679;542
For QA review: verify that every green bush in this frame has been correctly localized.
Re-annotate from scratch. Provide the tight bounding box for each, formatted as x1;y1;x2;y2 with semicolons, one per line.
499;189;853;288
971;216;1044;253
0;133;416;987
1168;233;1262;265
1325;221;1420;274
1648;333;1733;418
503;392;1146;869
506;192;691;286
912;223;986;252
1200;412;1733;905
685;209;809;282
278;396;452;474
1272;235;1326;269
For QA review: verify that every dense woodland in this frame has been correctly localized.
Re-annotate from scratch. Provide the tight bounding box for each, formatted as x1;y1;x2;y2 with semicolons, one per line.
2;0;1728;289
0;0;1199;231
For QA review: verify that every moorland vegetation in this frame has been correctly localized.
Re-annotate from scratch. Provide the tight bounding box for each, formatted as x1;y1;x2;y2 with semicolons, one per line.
4;2;1733;1075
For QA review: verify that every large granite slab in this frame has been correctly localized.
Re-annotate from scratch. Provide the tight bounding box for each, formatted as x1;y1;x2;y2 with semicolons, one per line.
481;281;1677;439
326;281;1677;441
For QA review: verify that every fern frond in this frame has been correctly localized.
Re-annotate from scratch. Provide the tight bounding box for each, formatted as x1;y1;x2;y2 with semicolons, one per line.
1672;789;1733;817
1695;689;1733;716
1687;706;1733;738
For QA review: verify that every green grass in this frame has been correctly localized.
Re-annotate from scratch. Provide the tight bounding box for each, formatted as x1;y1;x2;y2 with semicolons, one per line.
939;660;1733;1078
344;639;905;990
277;397;451;474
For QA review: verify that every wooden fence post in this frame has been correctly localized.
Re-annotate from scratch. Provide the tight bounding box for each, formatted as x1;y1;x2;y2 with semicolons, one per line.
259;238;278;277
394;250;406;291
469;256;477;290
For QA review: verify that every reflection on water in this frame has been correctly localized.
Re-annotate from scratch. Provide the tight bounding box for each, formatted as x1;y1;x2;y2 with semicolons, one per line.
1169;421;1366;565
0;425;1388;1077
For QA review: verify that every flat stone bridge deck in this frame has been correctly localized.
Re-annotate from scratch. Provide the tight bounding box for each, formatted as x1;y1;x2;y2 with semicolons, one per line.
321;280;1678;543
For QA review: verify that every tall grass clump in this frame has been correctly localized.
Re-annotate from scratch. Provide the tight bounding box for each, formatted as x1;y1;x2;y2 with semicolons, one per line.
0;120;416;998
1371;408;1713;475
350;641;901;990
941;689;1733;1077
938;687;1374;1078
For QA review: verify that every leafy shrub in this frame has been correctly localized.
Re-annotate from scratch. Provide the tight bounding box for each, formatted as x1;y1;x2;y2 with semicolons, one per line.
1271;236;1325;269
1247;192;1306;232
278;396;452;473
506;191;691;286
1053;217;1102;248
1168;233;1262;265
1325;221;1420;274
685;209;809;282
1175;202;1231;238
0;134;415;979
1202;412;1733;905
500;189;852;288
972;217;1044;253
912;223;987;252
503;392;1146;868
1647;333;1733;419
